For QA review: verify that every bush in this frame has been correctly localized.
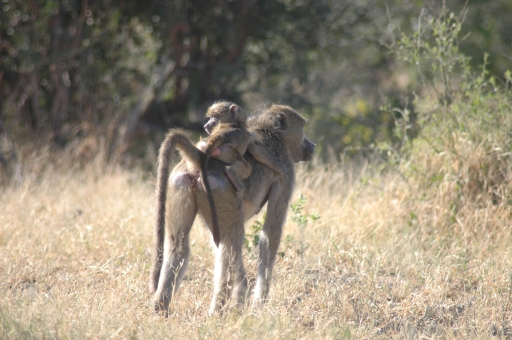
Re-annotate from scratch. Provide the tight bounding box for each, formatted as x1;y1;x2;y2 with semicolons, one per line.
388;7;512;208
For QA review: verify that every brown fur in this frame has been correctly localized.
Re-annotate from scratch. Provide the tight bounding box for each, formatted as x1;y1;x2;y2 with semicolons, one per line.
150;129;220;296
201;101;254;198
202;101;285;194
150;104;315;315
199;101;285;247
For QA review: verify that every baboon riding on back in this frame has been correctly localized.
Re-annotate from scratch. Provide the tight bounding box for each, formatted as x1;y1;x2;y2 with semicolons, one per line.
150;103;315;315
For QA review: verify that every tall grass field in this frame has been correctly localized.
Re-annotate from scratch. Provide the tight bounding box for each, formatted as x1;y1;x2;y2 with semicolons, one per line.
1;154;511;339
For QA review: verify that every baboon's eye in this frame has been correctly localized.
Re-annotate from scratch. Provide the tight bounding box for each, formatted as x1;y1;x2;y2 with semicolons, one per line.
276;114;287;130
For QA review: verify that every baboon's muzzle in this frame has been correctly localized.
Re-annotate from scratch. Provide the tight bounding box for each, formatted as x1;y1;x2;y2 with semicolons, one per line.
302;139;315;161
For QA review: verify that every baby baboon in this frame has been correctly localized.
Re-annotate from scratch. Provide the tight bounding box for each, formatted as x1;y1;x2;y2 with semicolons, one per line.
150;104;315;315
200;101;252;198
201;101;285;196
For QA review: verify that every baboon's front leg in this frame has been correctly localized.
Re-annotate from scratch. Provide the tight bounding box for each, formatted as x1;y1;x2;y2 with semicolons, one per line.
153;186;196;315
230;232;248;309
253;183;289;306
247;142;285;175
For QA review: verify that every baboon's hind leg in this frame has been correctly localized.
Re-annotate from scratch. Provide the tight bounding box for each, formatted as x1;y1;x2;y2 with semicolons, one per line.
153;186;196;315
209;212;247;315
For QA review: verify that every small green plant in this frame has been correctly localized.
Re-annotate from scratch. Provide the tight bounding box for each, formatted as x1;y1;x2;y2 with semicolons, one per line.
244;213;265;252
290;194;320;229
289;194;320;260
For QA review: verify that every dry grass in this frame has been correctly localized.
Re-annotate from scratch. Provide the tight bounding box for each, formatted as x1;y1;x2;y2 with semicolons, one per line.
1;155;512;339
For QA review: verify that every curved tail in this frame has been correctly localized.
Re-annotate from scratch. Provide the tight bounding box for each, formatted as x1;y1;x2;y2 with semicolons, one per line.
150;130;220;294
200;153;221;246
150;130;199;293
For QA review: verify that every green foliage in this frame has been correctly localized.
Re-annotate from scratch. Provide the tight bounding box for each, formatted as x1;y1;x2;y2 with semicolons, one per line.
244;213;264;253
288;194;320;259
245;196;321;255
290;194;320;229
2;0;512;168
0;0;158;134
389;6;512;208
247;195;320;257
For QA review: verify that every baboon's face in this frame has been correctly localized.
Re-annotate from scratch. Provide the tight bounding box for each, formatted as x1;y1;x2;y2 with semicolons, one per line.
204;102;244;134
204;116;220;134
204;113;233;134
267;104;315;163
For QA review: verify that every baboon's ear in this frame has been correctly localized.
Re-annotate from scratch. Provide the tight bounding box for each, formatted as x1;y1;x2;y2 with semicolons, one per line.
275;113;287;130
229;104;239;118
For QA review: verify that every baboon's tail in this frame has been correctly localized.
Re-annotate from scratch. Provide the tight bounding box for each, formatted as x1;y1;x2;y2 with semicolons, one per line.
150;129;200;294
200;154;221;247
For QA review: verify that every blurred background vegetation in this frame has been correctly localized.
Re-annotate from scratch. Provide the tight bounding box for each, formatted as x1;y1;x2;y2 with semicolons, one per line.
0;0;511;178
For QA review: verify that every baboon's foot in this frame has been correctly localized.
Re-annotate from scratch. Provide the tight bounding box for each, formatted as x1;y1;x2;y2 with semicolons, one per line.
153;298;169;318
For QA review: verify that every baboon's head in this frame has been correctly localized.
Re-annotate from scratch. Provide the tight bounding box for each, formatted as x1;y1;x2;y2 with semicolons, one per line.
204;101;245;134
263;104;315;163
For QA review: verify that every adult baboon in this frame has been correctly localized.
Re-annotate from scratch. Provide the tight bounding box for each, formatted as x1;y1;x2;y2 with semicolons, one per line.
150;104;315;315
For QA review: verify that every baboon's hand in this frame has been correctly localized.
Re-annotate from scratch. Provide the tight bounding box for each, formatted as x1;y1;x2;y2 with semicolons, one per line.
211;144;231;157
197;140;207;152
